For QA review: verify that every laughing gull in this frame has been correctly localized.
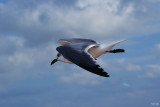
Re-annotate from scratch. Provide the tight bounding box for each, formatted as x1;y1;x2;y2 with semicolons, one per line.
51;38;125;77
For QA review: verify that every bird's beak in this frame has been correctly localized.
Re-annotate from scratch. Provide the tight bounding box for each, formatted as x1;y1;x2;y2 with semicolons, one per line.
51;59;57;65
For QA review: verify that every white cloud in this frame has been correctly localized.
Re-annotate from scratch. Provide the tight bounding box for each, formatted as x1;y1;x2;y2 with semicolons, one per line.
59;71;100;85
156;44;160;49
127;90;146;98
140;64;160;78
1;0;160;43
72;0;135;37
0;35;58;90
0;0;137;41
8;36;25;47
8;52;34;66
76;0;120;12
144;72;157;78
126;63;141;71
149;0;160;3
147;64;160;71
122;82;131;87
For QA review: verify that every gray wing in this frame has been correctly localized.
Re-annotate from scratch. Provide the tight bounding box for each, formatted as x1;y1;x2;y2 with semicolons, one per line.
56;44;109;77
58;38;97;45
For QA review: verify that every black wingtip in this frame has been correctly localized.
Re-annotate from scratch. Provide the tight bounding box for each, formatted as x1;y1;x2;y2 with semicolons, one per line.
105;74;110;77
109;49;125;53
103;73;110;77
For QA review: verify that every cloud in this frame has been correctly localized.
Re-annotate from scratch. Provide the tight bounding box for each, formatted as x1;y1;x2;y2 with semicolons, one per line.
147;64;160;70
0;0;160;107
0;0;137;45
1;0;160;46
137;64;160;78
127;90;146;98
122;82;131;87
59;69;100;85
0;0;137;88
126;63;141;71
149;0;160;3
156;44;160;50
0;34;58;92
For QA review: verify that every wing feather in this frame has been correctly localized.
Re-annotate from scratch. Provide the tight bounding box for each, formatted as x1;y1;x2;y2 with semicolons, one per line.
56;45;109;77
58;38;97;46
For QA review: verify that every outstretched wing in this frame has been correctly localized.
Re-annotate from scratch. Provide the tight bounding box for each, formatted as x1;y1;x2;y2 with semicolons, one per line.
58;38;97;46
56;44;109;77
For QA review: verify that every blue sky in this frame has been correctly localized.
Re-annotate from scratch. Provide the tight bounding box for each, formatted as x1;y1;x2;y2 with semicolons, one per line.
0;0;160;107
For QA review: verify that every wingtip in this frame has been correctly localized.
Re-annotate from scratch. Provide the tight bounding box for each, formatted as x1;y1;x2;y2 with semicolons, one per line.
103;73;110;77
106;74;110;77
109;49;125;53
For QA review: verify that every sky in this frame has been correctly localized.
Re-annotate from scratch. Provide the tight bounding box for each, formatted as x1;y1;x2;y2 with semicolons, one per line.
0;0;160;107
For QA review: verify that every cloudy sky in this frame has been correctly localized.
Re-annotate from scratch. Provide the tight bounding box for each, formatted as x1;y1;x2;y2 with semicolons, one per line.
0;0;160;107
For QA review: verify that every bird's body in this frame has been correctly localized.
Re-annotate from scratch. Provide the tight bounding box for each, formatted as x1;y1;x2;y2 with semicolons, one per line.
51;38;125;77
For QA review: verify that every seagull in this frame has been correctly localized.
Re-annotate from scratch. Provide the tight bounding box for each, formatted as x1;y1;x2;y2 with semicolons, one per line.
51;38;125;77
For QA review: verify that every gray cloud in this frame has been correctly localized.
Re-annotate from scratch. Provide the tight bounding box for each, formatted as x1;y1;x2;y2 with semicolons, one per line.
1;0;159;47
1;0;160;47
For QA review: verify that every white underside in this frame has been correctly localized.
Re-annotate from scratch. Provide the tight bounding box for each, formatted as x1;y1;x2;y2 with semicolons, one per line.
57;55;73;64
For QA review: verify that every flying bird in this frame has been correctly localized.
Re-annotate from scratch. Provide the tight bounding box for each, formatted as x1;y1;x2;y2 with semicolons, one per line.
51;38;125;77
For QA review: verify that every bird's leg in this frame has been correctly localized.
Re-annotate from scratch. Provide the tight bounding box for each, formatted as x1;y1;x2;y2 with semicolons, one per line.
107;49;125;53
